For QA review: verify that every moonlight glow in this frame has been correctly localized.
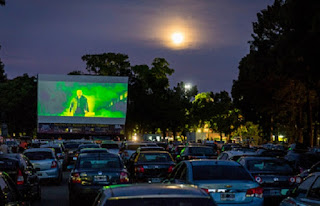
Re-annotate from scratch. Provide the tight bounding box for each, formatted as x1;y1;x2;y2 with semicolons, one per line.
171;32;184;45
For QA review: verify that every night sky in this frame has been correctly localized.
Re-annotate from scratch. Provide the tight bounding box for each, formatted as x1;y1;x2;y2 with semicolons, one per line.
0;0;273;92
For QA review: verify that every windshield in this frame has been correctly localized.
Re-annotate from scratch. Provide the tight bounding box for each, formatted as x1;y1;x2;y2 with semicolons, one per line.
192;165;252;181
247;159;293;173
101;144;119;149
24;152;54;160
77;155;121;169
189;147;214;156
138;153;172;162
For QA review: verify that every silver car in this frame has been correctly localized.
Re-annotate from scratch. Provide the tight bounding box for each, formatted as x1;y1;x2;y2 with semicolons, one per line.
24;148;63;184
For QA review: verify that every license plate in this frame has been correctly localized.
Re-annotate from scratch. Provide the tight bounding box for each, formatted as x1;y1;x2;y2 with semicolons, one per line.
220;193;235;201
150;178;161;183
94;175;107;182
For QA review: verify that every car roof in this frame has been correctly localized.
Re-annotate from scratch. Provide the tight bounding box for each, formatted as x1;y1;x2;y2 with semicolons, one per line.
224;151;256;156
80;148;108;152
188;160;241;166
186;146;212;149
40;143;61;148
78;152;118;158
138;151;170;154
240;156;285;161
24;148;54;153
103;184;209;198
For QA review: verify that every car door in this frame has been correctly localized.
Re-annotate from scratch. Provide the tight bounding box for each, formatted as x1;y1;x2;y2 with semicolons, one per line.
289;174;316;202
302;176;320;204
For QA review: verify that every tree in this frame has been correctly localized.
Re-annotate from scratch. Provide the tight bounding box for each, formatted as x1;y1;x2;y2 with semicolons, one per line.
0;0;5;6
0;47;6;83
232;0;320;146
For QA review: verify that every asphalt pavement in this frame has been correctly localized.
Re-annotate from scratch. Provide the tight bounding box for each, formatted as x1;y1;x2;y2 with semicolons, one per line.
32;172;71;206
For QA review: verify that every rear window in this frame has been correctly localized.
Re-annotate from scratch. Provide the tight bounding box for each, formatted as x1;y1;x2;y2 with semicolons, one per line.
127;144;145;150
24;152;53;160
104;198;214;206
138;153;172;162
65;143;80;149
77;155;121;169
0;159;17;170
189;147;214;156
247;159;293;173
192;165;252;181
101;144;119;149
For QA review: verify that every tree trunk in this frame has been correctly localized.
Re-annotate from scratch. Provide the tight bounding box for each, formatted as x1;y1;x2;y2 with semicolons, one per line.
306;91;313;147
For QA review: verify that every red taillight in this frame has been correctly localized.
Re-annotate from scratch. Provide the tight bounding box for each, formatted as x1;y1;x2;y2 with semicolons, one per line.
254;176;263;183
71;173;81;184
201;188;209;194
289;176;301;184
168;165;174;173
17;169;24;185
188;156;197;159
246;187;263;198
135;166;144;173
51;161;57;168
120;172;129;183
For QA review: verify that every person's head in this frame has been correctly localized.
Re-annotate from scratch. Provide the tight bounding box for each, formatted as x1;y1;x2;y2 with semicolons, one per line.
77;90;83;98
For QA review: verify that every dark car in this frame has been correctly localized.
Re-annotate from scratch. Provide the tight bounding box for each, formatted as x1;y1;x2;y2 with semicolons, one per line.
0;154;41;201
68;153;129;206
64;142;83;169
127;151;175;183
79;148;109;155
280;172;320;206
238;156;297;202
285;151;320;173
255;149;287;157
177;146;217;162
221;143;241;152
155;142;168;149
298;161;320;179
0;172;31;206
92;184;217;206
73;144;101;160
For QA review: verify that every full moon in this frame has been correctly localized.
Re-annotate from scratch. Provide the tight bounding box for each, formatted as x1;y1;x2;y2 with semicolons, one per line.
171;32;184;45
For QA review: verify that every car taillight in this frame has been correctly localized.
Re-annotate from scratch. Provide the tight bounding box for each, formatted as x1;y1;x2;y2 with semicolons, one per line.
71;173;81;183
120;172;129;183
188;156;197;159
246;187;263;198
168;165;174;173
201;188;209;194
51;161;57;168
254;176;263;183
124;151;129;157
289;176;302;184
135;165;144;173
17;169;24;185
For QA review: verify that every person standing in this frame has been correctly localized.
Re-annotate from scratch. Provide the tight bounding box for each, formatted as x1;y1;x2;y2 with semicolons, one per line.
69;90;89;116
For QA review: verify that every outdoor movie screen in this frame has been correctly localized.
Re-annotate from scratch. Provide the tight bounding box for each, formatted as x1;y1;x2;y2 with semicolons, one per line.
37;74;128;125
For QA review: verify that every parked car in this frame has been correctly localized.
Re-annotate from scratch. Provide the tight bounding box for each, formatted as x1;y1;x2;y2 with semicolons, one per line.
164;160;263;205
64;142;83;169
100;141;120;155
218;150;256;162
298;161;320;179
92;184;217;206
255;148;287;157
73;143;100;160
68;153;129;206
136;146;165;152
119;142;148;163
280;172;320;206
0;171;31;205
24;148;63;184
5;140;19;153
176;146;217;162
221;143;241;152
285;150;320;173
0;154;41;201
40;143;66;168
127;151;175;183
238;156;297;203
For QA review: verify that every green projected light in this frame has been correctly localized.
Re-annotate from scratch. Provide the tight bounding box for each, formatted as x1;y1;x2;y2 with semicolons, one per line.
38;81;127;118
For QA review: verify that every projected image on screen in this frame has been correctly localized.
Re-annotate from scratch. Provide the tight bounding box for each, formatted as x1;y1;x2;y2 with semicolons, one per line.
38;81;127;118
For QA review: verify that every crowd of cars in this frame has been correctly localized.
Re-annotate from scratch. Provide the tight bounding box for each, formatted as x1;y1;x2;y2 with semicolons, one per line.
0;138;319;205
